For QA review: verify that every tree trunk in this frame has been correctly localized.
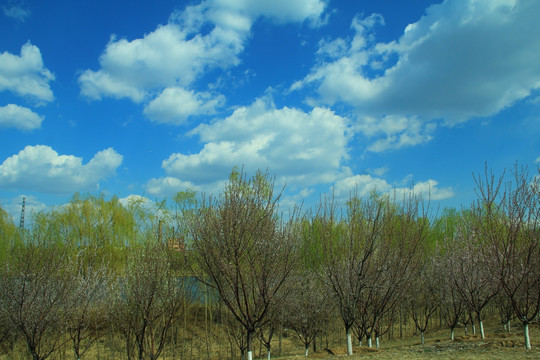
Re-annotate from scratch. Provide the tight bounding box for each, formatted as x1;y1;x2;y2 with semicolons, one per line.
305;345;309;357
367;336;372;348
278;327;282;356
247;330;254;360
524;323;531;350
479;319;485;339
506;320;511;332
375;336;380;349
451;328;455;341
346;328;353;356
421;331;425;345
267;346;271;360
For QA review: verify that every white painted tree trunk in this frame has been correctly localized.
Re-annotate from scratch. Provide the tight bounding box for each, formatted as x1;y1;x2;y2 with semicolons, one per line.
472;323;476;335
346;331;353;355
267;348;271;360
506;320;511;332
375;336;380;349
451;328;455;341
421;331;425;345
479;320;485;339
305;346;309;357
367;337;372;348
524;323;531;350
247;350;253;360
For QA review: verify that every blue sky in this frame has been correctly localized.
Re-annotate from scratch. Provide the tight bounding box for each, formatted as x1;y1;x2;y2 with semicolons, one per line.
1;0;539;222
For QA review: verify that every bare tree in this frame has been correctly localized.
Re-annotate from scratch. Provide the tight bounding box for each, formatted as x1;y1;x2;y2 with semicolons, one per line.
434;249;465;341
283;274;331;357
406;257;439;345
64;257;110;359
449;219;499;340
111;241;190;360
472;164;540;349
359;196;427;348
309;192;385;356
0;244;74;360
188;169;299;360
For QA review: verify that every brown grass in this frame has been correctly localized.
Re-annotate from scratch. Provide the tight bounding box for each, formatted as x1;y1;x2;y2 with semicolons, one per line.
1;317;538;359
275;322;540;360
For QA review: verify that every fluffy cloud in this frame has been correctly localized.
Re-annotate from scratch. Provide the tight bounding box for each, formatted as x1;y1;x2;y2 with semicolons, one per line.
146;97;351;195
143;87;225;125
0;146;123;194
79;24;244;102
0;42;55;102
79;0;326;118
0;104;43;130
145;177;200;197
296;0;540;150
333;174;454;201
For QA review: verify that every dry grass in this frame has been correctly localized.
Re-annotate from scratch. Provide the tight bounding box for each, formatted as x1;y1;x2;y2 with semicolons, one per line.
1;319;538;359
275;323;540;360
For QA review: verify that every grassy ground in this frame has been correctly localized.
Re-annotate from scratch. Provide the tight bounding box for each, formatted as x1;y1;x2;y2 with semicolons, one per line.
1;320;538;359
277;323;540;360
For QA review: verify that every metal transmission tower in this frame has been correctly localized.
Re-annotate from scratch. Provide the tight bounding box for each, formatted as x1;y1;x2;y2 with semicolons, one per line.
19;196;26;229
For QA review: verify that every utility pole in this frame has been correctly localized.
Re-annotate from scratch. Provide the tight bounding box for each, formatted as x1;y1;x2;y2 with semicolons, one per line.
19;196;26;229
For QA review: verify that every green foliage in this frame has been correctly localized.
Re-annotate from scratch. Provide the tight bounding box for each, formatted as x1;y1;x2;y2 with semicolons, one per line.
0;205;19;263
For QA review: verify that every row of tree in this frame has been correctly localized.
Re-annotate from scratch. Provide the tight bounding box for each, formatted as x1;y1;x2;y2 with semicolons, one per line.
0;164;538;359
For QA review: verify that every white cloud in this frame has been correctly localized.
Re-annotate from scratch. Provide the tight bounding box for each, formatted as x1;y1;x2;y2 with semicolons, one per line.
333;174;454;201
0;146;123;194
145;177;199;197
79;24;244;102
3;5;30;22
0;195;47;227
0;104;43;130
118;194;153;209
210;0;326;25
296;0;540;150
146;97;351;195
356;115;436;152
369;166;389;177
143;87;225;125
535;156;540;164
0;42;55;102
79;0;326;108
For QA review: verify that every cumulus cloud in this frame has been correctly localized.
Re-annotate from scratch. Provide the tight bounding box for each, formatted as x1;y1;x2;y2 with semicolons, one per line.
118;194;154;209
0;42;55;102
0;104;43;130
295;0;540;150
333;174;454;201
146;97;351;195
79;24;243;102
145;177;200;197
79;0;326;119
0;146;123;194
143;87;225;125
